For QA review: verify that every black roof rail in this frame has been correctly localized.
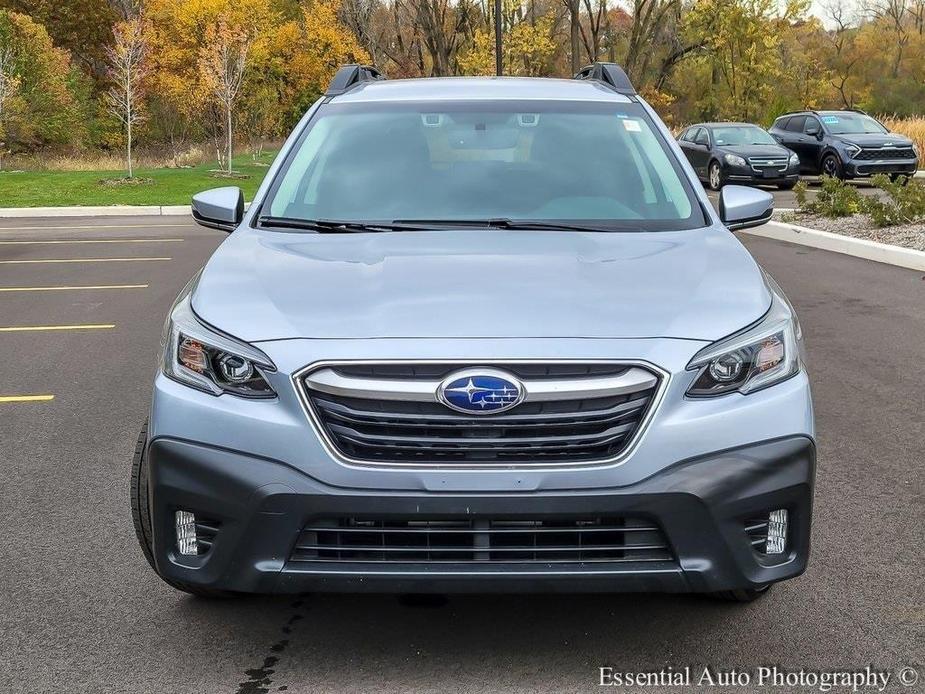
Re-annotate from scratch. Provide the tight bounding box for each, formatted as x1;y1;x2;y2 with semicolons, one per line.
573;63;636;96
325;64;385;97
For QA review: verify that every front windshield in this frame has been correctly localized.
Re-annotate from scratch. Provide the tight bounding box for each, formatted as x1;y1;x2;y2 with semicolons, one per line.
711;125;776;146
821;113;887;135
262;101;703;231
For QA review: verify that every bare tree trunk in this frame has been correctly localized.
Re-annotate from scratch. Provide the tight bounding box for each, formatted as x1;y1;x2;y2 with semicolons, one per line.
127;118;133;178
226;104;233;173
126;78;133;178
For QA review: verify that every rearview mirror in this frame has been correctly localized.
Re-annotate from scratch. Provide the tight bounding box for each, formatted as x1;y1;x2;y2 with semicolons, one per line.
719;185;773;231
192;187;244;232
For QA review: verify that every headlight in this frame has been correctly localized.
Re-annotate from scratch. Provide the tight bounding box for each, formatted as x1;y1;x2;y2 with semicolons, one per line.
723;153;747;167
913;143;919;157
844;143;861;158
162;275;276;398
686;275;803;397
788;152;799;166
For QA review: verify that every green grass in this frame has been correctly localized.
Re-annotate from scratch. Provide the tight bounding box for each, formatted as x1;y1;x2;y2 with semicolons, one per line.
0;152;276;207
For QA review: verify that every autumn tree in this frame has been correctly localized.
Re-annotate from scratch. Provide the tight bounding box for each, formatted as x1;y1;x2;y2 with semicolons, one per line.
293;0;370;91
579;0;608;63
105;18;147;178
0;0;119;80
458;0;556;75
821;0;864;108
199;20;252;173
0;24;18;169
685;0;807;121
0;10;84;152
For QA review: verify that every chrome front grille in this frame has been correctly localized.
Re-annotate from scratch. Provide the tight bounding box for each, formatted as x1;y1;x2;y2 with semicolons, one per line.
748;156;788;173
289;517;674;565
298;362;662;466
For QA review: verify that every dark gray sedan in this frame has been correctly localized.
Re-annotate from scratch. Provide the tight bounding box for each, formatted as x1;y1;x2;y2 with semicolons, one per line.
678;123;800;191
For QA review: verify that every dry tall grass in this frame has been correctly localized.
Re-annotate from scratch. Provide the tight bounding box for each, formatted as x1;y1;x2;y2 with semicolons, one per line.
879;116;925;156
6;141;284;172
8;146;211;172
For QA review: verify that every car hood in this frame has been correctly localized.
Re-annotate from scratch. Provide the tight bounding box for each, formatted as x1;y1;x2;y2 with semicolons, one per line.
720;144;790;158
192;226;771;342
832;133;913;148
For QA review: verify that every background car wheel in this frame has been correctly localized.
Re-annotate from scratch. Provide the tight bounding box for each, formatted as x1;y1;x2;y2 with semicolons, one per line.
889;173;910;185
708;161;724;190
713;584;772;602
821;154;843;179
777;181;797;190
130;421;235;598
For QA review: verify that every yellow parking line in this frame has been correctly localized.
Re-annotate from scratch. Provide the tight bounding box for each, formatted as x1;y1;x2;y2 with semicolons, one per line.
0;257;171;264
0;224;191;232
0;284;147;292
0;324;115;332
0;238;184;245
0;394;55;404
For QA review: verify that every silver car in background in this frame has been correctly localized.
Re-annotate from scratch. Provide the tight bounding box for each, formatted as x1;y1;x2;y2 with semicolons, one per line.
131;63;814;602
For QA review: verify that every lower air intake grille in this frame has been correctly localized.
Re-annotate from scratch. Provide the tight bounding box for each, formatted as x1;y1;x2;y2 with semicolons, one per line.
288;517;673;565
745;518;770;553
299;362;661;466
856;147;916;160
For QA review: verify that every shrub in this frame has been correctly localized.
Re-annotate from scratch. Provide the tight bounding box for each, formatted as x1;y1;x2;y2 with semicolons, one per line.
795;175;863;218
862;174;925;227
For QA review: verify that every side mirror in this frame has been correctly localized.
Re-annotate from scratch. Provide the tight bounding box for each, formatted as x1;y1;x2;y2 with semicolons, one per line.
192;187;244;232
719;185;773;231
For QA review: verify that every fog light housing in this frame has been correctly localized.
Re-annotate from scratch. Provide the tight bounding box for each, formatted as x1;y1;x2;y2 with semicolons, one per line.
766;509;788;554
175;510;198;556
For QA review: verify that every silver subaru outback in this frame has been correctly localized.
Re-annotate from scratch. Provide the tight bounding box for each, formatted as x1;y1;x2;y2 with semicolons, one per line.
131;64;814;601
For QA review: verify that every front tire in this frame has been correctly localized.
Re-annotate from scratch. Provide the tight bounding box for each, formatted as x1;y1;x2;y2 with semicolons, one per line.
707;161;724;190
778;181;797;190
130;422;234;598
821;154;843;179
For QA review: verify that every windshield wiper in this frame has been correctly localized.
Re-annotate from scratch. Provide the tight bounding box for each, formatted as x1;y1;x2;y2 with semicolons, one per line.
256;216;430;233
392;218;620;232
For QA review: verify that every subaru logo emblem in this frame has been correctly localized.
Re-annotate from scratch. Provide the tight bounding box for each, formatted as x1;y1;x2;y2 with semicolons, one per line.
438;368;525;415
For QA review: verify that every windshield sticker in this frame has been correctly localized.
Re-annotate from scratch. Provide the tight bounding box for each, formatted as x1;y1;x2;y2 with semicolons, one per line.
622;119;642;132
821;116;839;124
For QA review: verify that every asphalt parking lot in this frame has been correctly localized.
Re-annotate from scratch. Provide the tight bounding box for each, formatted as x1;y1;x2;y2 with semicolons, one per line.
1;215;922;694
704;178;888;209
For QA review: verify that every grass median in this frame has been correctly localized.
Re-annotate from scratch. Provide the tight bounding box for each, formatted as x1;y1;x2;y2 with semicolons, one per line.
0;152;276;208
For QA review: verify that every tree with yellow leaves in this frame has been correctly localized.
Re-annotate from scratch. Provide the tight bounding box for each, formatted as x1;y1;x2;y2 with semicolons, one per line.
0;29;19;169
105;17;148;178
199;20;252;172
458;0;555;76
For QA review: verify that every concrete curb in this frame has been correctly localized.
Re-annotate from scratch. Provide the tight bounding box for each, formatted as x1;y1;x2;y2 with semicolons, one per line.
0;205;193;218
744;221;925;272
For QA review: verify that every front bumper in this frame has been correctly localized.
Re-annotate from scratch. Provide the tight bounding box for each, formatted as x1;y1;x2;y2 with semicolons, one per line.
148;436;815;594
723;162;800;185
844;157;918;177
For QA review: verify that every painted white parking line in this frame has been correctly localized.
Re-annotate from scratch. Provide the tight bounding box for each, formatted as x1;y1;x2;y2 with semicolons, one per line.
0;257;171;264
0;324;115;332
0;238;184;245
0;284;148;292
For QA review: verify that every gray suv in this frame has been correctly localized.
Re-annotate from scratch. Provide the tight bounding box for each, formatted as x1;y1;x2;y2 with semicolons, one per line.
132;64;815;601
